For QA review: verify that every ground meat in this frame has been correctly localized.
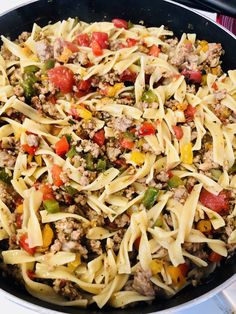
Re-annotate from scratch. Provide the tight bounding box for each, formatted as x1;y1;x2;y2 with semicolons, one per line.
113;117;132;132
89;239;103;255
114;213;130;228
50;239;62;253
172;186;188;204
156;170;169;182
53;38;64;59
111;229;125;252
72;51;89;66
0;45;19;61
102;71;120;85
76;139;100;158
206;43;223;67
17;32;30;44
35;40;53;61
0;182;14;206
198;149;219;171
0;150;16;168
26;134;39;147
53;279;82;300
85;208;105;227
183;242;208;260
106;145;121;161
42;102;61;119
1;137;17;149
132;265;155;297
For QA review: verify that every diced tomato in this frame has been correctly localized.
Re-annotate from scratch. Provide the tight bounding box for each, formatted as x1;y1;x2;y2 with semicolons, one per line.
51;164;64;187
90;40;103;56
212;82;218;91
149;44;160;57
112;18;128;29
91;32;108;49
55;136;70;156
139;122;156;136
74;33;90;47
64;41;79;52
22;144;38;155
120;138;135;150
167;170;174;178
208;252;223;263
19;234;36;255
199;188;230;213
179;263;189;277
40;183;55;201
77;79;91;92
126;38;137;47
26;269;36;280
173;125;184;140
134;237;141;250
93;129;105;146
184;104;196;122
48;66;75;93
114;159;127;168
120;69;137;83
16;213;23;229
182;69;202;84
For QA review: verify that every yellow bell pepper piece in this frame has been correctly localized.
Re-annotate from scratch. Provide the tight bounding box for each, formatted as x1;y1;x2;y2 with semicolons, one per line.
196;219;212;233
77;106;92;120
180;143;193;164
167;265;185;286
57;47;73;63
104;83;124;97
176;102;188;111
16;204;23;214
42;224;54;247
67;253;81;272
35;155;42;166
150;260;163;275
201;74;207;86
27;154;33;163
199;40;209;52
130;151;145;166
211;66;220;76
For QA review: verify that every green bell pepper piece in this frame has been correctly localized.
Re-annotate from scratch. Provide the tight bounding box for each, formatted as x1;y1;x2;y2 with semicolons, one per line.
43;199;60;213
143;187;159;209
96;159;107;171
0;168;11;184
141;90;158;103
66;146;77;158
24;65;40;74
167;175;183;188
85;153;94;171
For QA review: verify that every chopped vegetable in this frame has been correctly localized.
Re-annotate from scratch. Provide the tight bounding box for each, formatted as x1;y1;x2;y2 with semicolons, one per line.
24;65;39;73
167;265;186;286
199;188;230;213
96;159;107;171
19;233;36;255
167;175;183;188
42;59;55;72
42;224;54;247
0;168;11;184
51;164;64;187
64;41;79;53
139;122;156;136
112;18;128;29
22;144;38;155
91;32;109;49
184;105;196;121
208;251;223;262
93;129;105;146
210;169;222;181
101;82;124;97
66;146;77;158
26;269;36;280
127;20;134;29
126;38;137;47
120;68;137;82
182;69;202;84
178;263;189;277
16;213;23;229
143;187;158;209
90;40;103;56
141;90;158;103
76;106;92;120
173;125;183;140
43;199;60;213
76;79;91;93
67;253;81;271
16;204;23;214
130;151;145;166
85;153;94;171
55;136;70;156
40;183;54;201
48;66;74;93
74;33;90;47
149;45;160;57
150;259;163;275
22;72;37;99
120;137;135;150
180;143;193;164
196;219;212;233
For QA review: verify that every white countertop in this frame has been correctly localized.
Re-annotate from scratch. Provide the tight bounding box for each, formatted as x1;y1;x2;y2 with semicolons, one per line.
0;1;234;313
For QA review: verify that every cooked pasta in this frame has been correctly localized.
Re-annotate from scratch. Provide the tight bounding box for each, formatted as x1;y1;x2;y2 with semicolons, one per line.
0;16;235;309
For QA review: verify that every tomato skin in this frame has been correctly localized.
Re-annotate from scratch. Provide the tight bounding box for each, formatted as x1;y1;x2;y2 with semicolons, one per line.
74;33;90;47
48;66;75;93
199;188;230;213
93;129;105;146
126;38;137;47
112;18;128;29
40;183;55;201
64;41;79;52
149;44;160;57
26;269;36;280
90;40;103;56
19;234;36;255
120;69;137;83
55;136;70;156
22;144;38;155
182;69;202;84
139;122;156;136
91;32;108;49
184;105;196;121
77;79;91;92
173;125;184;140
51;164;64;187
208;252;223;263
179;263;189;276
120;138;135;150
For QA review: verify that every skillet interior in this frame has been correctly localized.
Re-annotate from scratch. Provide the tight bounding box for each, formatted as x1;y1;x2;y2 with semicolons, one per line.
0;0;236;312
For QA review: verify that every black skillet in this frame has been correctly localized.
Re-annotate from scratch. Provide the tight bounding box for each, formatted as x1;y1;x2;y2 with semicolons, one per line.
0;0;236;313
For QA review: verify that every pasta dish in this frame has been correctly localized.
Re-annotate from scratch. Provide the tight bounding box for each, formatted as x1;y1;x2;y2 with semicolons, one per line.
0;17;235;309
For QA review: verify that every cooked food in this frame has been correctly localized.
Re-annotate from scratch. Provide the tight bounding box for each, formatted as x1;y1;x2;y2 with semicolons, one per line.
0;17;235;309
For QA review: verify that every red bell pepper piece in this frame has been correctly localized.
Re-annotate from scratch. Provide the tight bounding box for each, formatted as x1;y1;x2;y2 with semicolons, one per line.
149;44;160;57
208;252;223;263
179;263;189;277
199;188;230;213
19;234;36;255
55;136;70;156
26;269;36;280
120;138;135;150
51;164;64;187
112;18;128;29
134;237;141;250
126;38;137;47
40;183;55;201
93;129;105;146
64;41;79;52
139;122;156;136
22;144;38;155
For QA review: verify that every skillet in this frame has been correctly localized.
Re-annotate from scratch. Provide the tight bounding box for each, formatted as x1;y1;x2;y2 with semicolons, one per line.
0;0;236;313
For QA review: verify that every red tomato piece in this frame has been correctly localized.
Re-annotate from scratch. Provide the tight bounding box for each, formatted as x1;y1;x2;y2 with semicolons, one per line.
134;237;141;250
199;188;230;213
51;164;64;187
74;33;90;47
114;159;127;168
26;269;36;280
149;44;160;57
22;144;38;155
40;183;55;201
139;122;156;136
120;68;137;82
112;18;128;29
55;136;70;156
184;105;197;121
120;138;135;150
16;213;23;229
208;252;223;263
212;82;218;91
91;32;108;49
77;79;91;92
178;263;189;277
182;69;202;84
64;41;79;52
48;66;75;93
19;234;36;255
126;38;137;47
93;129;105;146
90;40;103;56
173;125;184;140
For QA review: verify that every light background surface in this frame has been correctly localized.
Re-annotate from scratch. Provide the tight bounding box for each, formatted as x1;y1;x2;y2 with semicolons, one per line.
0;1;233;313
